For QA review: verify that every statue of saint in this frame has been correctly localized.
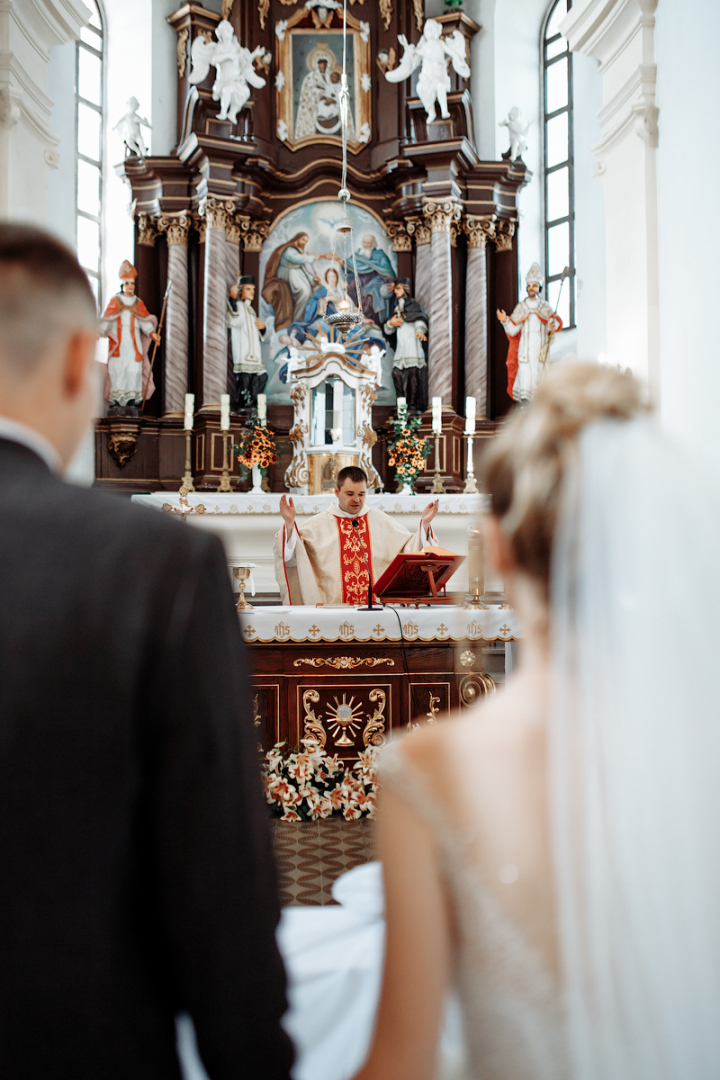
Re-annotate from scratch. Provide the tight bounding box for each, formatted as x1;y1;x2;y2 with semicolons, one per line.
496;263;562;403
98;261;159;412
385;18;470;123
383;278;428;414
188;19;265;124
227;275;267;409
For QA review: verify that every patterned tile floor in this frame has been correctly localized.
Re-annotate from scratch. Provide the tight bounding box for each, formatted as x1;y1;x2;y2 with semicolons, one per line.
272;817;376;906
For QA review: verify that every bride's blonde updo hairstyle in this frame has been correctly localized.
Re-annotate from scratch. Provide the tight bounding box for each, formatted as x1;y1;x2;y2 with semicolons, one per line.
482;362;648;591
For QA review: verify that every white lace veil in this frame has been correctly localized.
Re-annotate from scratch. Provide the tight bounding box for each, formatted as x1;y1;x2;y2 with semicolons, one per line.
550;417;720;1079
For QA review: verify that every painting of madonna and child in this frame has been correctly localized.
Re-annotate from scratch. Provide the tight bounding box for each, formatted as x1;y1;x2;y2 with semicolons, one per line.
258;200;399;404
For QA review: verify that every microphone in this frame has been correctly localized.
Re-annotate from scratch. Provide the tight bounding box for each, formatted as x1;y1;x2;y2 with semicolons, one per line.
352;518;380;611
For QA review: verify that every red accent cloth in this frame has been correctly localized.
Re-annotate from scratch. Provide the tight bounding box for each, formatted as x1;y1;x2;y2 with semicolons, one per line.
506;333;520;399
335;516;375;606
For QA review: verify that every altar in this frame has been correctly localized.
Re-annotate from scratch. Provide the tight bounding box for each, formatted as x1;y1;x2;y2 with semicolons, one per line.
240;605;519;759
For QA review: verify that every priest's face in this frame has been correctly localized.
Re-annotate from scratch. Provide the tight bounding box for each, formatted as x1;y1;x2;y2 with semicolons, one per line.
335;478;367;515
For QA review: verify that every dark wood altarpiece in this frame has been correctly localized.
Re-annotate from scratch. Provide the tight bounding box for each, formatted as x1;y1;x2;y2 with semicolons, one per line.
95;0;530;493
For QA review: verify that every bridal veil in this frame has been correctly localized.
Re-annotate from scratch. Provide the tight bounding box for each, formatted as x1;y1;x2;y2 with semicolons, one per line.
550;417;720;1078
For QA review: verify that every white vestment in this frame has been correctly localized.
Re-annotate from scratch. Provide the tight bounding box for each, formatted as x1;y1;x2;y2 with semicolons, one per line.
383;298;427;370
98;294;155;406
227;298;266;373
278;249;317;323
274;503;434;606
502;295;555;402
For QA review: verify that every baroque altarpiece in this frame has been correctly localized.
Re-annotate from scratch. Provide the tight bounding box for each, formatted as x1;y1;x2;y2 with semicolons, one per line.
95;0;529;492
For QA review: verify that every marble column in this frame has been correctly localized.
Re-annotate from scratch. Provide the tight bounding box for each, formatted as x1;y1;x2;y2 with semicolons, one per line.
202;198;234;406
422;198;462;403
412;220;432;327
159;213;190;414
463;216;495;418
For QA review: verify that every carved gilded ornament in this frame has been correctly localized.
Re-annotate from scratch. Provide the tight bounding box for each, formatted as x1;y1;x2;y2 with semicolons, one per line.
136;212;158;247
202;196;237;231
221;0;234;18
379;0;392;31
493;220;516;253
176;28;189;78
225;214;243;246
413;0;424;32
405;217;431;246
386;220;412;252
302;688;327;748
258;0;269;29
242;219;270;252
363;689;387;748
422;197;463;234
158;211;190;246
107;420;140;468
460;672;496;705
293;657;394;669
426;691;440;721
463;215;496;249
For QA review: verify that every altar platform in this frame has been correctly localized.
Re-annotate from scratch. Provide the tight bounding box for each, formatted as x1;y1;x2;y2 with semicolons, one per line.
132;492;490;598
240;605;519;759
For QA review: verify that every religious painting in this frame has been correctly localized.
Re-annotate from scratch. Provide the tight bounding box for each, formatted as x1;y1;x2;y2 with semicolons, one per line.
275;6;371;151
258;200;397;405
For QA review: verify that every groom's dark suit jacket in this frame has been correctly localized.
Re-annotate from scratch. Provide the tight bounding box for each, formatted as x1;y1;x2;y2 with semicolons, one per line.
0;438;294;1080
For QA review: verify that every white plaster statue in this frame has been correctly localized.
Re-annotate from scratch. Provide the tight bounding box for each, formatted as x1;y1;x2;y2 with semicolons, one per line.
114;97;151;158
227;275;267;408
385;18;470;123
499;106;530;161
189;19;266;124
496;262;562;403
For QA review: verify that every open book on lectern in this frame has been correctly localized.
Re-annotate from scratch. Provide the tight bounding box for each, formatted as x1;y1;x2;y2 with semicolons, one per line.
373;546;465;606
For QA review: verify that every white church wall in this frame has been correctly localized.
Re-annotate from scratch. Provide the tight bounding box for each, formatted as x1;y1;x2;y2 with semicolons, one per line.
655;0;720;464
46;38;78;249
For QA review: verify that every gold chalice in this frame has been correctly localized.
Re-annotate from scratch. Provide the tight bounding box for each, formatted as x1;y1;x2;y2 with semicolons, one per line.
233;563;257;611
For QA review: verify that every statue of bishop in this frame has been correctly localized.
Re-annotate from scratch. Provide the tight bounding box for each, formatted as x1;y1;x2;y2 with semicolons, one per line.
98;261;159;411
496;263;562;403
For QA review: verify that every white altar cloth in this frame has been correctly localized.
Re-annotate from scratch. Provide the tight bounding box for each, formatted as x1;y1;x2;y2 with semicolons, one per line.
133;492;487;516
240;603;519;644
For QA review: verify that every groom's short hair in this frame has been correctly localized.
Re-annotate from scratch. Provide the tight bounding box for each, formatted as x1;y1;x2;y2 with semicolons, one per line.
0;223;96;378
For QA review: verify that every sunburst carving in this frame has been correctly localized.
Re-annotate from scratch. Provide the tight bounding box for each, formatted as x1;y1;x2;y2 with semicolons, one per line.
325;694;364;746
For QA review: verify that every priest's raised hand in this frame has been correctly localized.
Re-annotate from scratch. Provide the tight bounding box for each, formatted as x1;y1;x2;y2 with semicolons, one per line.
280;492;296;529
421;498;440;531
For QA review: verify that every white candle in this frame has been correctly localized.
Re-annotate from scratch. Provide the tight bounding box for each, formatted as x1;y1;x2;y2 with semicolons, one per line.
220;394;230;431
396;396;407;417
184;393;194;430
465;396;476;434
257;393;267;425
432;396;442;434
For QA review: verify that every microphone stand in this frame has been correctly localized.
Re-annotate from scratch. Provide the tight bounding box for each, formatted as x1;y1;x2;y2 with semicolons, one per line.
352;519;382;611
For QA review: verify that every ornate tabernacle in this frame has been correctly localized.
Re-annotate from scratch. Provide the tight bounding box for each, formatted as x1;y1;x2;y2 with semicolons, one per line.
96;0;530;493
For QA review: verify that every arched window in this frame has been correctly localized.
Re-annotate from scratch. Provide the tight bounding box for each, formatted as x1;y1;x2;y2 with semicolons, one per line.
76;2;104;304
543;0;574;329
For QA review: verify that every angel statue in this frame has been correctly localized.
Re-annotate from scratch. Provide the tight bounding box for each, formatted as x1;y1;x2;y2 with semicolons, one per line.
385;18;470;123
114;97;151;159
499;106;530;161
188;19;266;124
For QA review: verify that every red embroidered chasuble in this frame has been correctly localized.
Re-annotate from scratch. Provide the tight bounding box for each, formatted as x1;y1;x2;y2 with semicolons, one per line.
336;516;375;605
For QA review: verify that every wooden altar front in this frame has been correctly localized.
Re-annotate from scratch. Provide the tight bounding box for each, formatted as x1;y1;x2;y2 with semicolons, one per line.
240;606;519;760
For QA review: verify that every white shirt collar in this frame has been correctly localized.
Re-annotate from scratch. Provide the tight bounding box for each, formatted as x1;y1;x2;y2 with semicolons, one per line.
333;502;369;518
0;415;62;474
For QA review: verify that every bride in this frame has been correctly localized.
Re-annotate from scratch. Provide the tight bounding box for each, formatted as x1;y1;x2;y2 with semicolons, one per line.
354;363;720;1080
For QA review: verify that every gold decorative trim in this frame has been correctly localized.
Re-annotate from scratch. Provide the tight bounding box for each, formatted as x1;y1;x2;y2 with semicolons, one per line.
158;211;190;246
258;0;269;27
464;214;496;249
422;196;463;234
293;656;395;669
136;212;158;247
379;0;393;31
426;692;440;722
493;220;516;253
363;688;387;748
302;688;327;747
413;0;423;32
177;28;189;78
460;672;496;706
460;649;475;668
386;219;412;252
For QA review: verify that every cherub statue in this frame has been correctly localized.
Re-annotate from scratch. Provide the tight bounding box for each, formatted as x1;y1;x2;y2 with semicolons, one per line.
114;97;151;159
499;107;530;161
189;19;266;124
385;18;470;123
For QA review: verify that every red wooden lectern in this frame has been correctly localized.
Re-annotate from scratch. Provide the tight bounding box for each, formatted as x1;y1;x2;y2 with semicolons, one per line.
373;546;465;606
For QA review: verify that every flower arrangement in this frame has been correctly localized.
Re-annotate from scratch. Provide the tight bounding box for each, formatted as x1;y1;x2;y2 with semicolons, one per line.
387;413;431;488
262;737;378;821
234;411;277;477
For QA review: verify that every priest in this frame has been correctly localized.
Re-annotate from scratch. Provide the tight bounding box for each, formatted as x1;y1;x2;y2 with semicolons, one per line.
274;466;439;606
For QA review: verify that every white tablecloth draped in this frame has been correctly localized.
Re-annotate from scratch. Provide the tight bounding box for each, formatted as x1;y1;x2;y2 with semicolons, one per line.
133;492;487;517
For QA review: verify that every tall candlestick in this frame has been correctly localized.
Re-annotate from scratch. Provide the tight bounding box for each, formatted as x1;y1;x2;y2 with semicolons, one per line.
184;393;194;431
220;394;230;432
257;393;267;426
465;396;476;434
432;396;442;434
396;396;407;418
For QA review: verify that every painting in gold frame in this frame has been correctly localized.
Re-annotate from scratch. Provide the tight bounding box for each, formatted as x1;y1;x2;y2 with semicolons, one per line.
275;6;371;153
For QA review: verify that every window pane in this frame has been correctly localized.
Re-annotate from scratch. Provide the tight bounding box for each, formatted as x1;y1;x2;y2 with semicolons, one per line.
546;110;569;168
77;215;100;273
546;0;569;40
546;166;569;223
547;221;570;278
86;274;100;304
78;46;101;104
546;56;568;115
78;159;101;216
547;276;571;329
80;24;101;49
88;3;102;30
77;101;101;161
545;35;567;61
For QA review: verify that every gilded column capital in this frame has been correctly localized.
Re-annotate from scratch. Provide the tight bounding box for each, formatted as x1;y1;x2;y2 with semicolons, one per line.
158;211;190;246
136;212;159;247
192;211;207;244
202;195;237;231
464;215;496;249
422;196;463;234
406;216;431;246
241;219;270;252
225;212;245;246
493;220;516;253
386;220;412;252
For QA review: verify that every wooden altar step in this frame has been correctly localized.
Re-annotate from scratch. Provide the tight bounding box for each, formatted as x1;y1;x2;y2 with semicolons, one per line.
273;818;376;907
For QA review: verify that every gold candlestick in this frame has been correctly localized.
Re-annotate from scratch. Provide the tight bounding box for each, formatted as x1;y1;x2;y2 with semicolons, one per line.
463;432;478;494
430;431;445;494
464;522;488;610
233;564;256;611
181;428;195;492
218;430;233;492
